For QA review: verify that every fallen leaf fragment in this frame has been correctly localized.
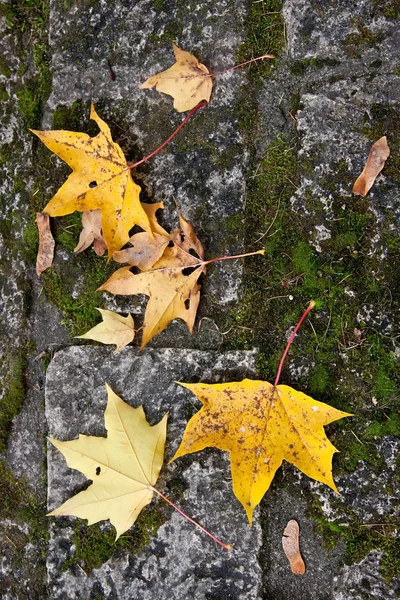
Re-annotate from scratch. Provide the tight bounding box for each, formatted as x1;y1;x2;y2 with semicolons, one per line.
140;42;212;112
31;104;152;256
76;308;135;353
99;261;204;349
35;212;55;276
113;231;170;270
101;210;206;348
48;384;168;539
282;519;306;575
353;136;390;196
74;209;107;256
172;380;352;523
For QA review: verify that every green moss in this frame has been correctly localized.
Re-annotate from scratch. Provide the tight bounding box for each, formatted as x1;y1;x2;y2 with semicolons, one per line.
51;101;91;131
308;492;400;580
3;1;52;127
343;23;385;59
361;103;400;183
371;0;400;19
64;502;166;573
0;82;9;101
0;460;48;595
16;83;42;128
0;55;11;78
0;352;28;452
236;0;285;81
290;57;341;76
42;252;116;337
22;218;40;263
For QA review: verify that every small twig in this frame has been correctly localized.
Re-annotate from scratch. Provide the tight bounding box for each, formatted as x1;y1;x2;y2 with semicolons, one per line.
349;430;364;445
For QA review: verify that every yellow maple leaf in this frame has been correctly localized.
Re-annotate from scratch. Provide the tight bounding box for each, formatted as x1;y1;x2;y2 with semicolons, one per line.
140;42;213;112
172;379;352;524
48;384;168;539
76;308;135;353
31;104;152;257
98;257;204;349
100;210;208;348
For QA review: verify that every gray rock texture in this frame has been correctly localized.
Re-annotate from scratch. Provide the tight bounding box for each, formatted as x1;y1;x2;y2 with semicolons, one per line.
1;0;399;599
46;347;261;600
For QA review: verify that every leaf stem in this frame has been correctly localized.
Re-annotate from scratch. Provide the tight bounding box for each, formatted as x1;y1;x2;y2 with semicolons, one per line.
204;249;265;266
127;100;207;170
151;486;231;550
274;301;316;387
209;53;275;78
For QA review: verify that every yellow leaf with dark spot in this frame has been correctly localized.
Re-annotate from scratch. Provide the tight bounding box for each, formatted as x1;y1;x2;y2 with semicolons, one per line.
172;380;352;523
31;104;151;257
48;384;167;540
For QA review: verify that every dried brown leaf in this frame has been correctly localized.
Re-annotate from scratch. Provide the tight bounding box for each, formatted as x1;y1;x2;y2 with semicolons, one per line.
113;232;170;270
282;519;306;575
35;212;55;276
353;136;390;196
74;209;107;256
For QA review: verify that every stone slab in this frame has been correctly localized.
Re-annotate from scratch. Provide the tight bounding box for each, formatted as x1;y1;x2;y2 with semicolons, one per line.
45;346;261;600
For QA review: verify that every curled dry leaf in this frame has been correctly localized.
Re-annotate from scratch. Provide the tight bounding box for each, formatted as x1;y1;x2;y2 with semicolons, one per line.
113;232;170;270
102;206;207;348
353;136;390;196
140;42;213;112
31;104;152;257
48;384;167;539
100;245;205;349
282;519;306;575
35;212;55;276
74;209;107;256
76;308;135;353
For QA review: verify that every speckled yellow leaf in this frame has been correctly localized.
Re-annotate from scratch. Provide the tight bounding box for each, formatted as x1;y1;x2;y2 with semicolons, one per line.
76;308;135;353
140;42;213;112
30;104;151;257
172;380;352;524
48;384;168;540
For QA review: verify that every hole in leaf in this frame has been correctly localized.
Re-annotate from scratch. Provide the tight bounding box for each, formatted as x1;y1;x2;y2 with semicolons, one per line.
188;248;201;259
96;466;101;475
89;181;98;188
184;299;190;310
182;267;195;277
167;240;174;248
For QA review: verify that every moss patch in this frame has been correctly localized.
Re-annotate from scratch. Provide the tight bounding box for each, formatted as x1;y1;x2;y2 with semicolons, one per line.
0;460;48;596
64;501;167;573
42;250;116;338
0;351;28;453
343;22;385;59
236;0;285;81
1;0;52;128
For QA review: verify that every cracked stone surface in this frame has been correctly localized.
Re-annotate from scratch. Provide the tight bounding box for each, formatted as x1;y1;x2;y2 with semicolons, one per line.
45;347;261;600
1;0;400;598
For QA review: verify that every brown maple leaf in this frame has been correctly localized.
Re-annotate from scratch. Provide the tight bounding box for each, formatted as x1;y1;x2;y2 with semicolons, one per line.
35;212;55;276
